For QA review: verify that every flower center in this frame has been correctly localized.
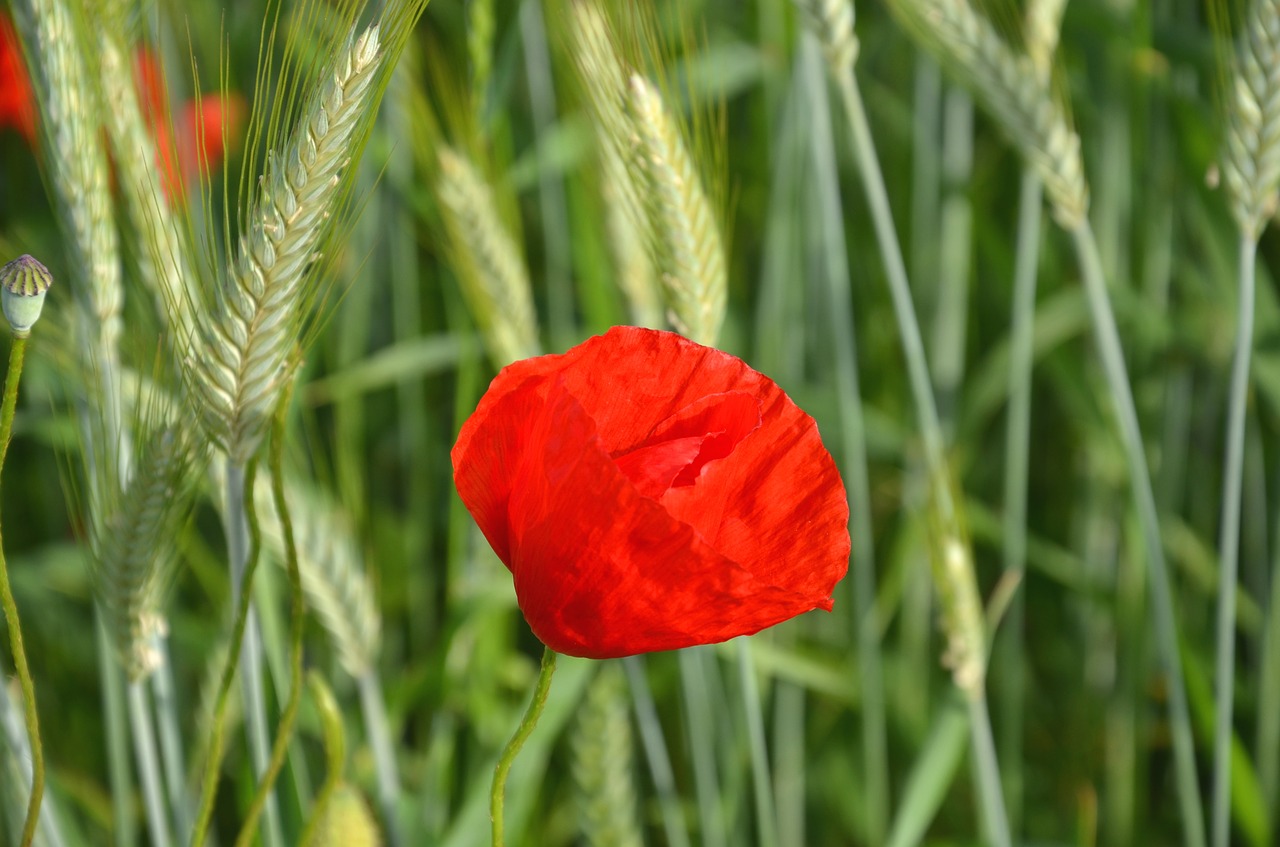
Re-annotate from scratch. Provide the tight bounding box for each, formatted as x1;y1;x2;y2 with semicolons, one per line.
611;391;762;499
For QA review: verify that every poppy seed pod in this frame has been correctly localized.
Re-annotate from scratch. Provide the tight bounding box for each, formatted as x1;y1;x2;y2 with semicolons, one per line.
452;326;850;659
0;254;52;338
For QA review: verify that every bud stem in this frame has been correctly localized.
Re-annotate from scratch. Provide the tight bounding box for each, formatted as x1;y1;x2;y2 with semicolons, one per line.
0;334;44;847
491;646;558;846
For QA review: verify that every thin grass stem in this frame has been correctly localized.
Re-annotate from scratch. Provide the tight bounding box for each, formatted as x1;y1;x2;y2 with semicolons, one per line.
1213;234;1258;847
0;335;42;847
234;397;306;847
359;669;404;847
829;54;1008;842
1069;220;1206;847
97;611;135;847
998;166;1044;831
189;458;264;847
149;641;192;841
622;657;691;847
491;646;557;847
679;647;726;847
222;458;282;847
967;697;1011;847
735;640;778;847
127;681;172;847
801;33;887;840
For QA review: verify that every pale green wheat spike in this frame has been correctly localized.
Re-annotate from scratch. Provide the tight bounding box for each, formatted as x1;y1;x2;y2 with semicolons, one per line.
567;2;662;327
626;74;726;347
192;23;383;464
881;0;1089;228
10;0;123;347
98;31;198;344
437;147;541;366
88;410;198;682
253;474;380;679
571;665;643;847
1225;0;1280;239
793;0;859;74
1025;0;1067;83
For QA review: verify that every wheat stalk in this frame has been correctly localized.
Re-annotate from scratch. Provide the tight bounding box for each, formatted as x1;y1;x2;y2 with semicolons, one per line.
1225;0;1280;238
189;23;383;464
882;0;1089;228
437;147;541;366
626;74;727;346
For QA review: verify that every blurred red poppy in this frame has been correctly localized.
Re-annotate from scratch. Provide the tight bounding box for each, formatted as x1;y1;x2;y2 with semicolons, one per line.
0;15;35;142
452;326;850;659
0;13;243;204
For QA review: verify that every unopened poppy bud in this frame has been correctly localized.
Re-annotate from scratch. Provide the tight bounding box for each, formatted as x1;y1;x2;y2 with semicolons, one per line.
0;254;52;338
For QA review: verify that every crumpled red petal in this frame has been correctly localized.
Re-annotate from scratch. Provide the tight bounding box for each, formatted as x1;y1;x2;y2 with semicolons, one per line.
452;326;850;658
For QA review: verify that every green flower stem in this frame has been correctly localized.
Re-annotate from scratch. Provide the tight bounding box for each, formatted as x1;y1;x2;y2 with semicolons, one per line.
1212;234;1257;847
234;398;306;847
97;611;135;847
222;458;283;847
126;681;172;847
189;458;264;847
1069;220;1204;846
830;56;1009;847
491;646;558;847
0;334;43;847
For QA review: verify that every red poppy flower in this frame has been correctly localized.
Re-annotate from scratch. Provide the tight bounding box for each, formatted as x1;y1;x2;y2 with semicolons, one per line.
0;12;243;204
452;326;850;659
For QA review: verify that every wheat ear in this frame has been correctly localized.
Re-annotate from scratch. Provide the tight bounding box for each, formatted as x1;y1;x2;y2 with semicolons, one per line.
89;421;197;682
794;0;859;74
437;147;541;366
191;24;382;464
626;74;727;347
1225;0;1280;238
98;33;198;344
881;0;1088;228
567;2;663;326
572;665;643;847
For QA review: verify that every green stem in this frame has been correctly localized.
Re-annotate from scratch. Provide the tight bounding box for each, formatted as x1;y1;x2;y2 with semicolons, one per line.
188;458;264;847
967;697;1011;847
358;669;405;847
832;56;1008;842
0;335;42;847
998;166;1044;831
622;657;691;847
832;69;952;523
736;640;778;847
150;640;192;841
127;681;172;847
491;646;557;847
801;34;887;841
97;610;135;847
222;458;282;847
1212;234;1257;847
234;398;306;847
678;647;724;847
1069;220;1206;847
